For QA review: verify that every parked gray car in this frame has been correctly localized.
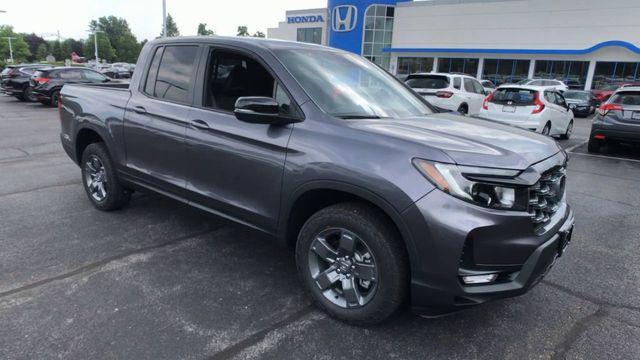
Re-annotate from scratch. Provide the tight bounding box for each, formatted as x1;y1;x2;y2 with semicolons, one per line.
59;37;574;325
589;86;640;152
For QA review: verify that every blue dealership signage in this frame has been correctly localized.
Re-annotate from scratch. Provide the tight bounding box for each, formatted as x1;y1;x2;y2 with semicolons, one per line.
287;15;324;24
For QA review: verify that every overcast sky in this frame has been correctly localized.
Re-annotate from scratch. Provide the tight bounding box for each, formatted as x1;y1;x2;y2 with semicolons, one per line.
0;0;326;41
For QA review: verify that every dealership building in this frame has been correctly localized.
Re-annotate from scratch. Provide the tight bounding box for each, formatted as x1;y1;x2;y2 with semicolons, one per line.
267;0;640;90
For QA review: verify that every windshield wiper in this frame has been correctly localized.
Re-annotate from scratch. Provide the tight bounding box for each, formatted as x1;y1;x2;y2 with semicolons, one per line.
334;114;382;119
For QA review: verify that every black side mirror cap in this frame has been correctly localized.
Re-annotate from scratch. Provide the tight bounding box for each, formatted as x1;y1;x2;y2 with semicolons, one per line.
234;96;299;125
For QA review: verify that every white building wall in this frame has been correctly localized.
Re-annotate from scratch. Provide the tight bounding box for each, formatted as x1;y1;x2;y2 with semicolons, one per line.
392;0;640;51
267;9;329;45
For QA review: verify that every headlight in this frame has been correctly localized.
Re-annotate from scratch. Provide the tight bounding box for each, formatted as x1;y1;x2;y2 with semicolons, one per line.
412;159;527;210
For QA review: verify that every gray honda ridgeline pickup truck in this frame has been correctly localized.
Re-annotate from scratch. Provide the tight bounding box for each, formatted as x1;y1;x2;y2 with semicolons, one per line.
59;37;574;325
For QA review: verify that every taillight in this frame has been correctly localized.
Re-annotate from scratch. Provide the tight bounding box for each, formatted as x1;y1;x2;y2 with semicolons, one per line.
598;103;622;116
436;91;454;98
532;92;545;114
482;91;494;110
35;77;49;84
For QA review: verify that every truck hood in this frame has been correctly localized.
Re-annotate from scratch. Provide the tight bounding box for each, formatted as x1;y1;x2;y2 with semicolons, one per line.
349;113;561;170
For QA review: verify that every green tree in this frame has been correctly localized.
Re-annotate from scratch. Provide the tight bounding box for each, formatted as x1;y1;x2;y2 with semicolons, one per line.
84;32;116;62
90;16;141;63
22;33;47;62
60;39;73;60
0;26;31;63
252;31;265;38
162;14;180;37
236;26;250;37
197;23;214;36
35;43;48;61
49;40;63;61
66;38;84;57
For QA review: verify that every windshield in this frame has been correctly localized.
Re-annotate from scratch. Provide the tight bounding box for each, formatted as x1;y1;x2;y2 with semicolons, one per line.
275;49;433;119
563;91;590;100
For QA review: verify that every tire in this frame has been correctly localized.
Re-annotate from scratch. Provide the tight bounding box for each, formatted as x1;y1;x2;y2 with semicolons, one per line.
457;104;468;115
541;122;551;136
296;202;408;326
80;142;131;211
560;120;573;140
23;86;37;102
50;90;60;107
587;138;602;153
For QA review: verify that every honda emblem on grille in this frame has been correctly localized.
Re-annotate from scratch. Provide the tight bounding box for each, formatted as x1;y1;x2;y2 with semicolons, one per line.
332;5;358;32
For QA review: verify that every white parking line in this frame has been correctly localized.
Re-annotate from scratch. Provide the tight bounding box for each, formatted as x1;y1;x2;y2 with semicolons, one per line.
564;141;587;153
568;151;640;163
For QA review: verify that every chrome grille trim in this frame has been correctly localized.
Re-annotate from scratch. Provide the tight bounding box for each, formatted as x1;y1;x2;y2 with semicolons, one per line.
528;165;566;227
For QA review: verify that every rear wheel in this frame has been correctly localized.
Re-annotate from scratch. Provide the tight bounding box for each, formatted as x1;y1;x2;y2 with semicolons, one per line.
81;143;131;211
457;104;468;115
23;86;37;102
541;122;552;136
50;90;60;107
588;138;603;153
560;120;573;139
296;202;408;326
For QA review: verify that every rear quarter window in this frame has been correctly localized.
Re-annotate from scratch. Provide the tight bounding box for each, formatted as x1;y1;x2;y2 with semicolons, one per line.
491;88;536;105
405;75;450;89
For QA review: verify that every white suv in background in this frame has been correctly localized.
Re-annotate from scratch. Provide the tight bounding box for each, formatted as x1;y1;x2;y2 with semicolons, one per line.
405;73;487;115
479;85;574;138
517;78;569;93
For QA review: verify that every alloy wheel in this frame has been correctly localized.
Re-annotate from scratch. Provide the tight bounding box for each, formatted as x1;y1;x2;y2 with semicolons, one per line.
308;228;378;308
84;155;108;202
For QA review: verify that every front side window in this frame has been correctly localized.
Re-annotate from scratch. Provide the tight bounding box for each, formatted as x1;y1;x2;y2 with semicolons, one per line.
204;50;297;117
275;48;433;119
153;45;198;103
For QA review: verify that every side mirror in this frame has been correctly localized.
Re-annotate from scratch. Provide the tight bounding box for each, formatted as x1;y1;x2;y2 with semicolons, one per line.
234;97;296;125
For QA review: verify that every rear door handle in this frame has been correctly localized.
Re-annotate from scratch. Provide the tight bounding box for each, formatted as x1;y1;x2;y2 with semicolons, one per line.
132;106;147;114
190;119;210;130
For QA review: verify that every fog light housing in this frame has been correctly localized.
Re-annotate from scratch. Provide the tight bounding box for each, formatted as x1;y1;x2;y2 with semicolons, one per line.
462;273;498;285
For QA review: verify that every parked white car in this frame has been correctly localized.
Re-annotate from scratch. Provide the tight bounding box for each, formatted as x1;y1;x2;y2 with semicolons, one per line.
405;72;487;115
479;85;574;138
516;78;569;93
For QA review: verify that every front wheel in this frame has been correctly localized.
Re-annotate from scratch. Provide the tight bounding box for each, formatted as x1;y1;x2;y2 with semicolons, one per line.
560;120;573;139
296;203;408;326
81;143;131;211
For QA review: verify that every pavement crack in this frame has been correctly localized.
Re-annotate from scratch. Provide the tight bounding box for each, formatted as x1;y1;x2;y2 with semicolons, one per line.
0;226;224;300
551;306;608;360
542;280;640;312
208;306;315;360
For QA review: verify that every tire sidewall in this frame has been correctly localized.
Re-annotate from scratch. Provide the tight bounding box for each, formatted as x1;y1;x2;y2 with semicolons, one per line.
80;143;127;211
296;204;406;324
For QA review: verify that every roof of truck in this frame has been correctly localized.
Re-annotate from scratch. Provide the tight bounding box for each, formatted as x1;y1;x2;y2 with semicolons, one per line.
146;35;339;52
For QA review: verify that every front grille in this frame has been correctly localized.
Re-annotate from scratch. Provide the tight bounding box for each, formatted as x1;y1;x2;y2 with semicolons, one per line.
528;166;566;227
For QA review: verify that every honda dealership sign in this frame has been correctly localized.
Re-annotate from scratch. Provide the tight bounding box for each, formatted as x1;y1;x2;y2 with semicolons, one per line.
332;5;358;32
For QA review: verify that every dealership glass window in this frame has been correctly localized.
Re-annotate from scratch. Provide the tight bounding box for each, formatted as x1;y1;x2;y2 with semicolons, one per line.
534;60;589;89
438;58;479;76
592;62;640;89
362;4;395;70
396;57;434;77
296;28;322;45
482;59;530;86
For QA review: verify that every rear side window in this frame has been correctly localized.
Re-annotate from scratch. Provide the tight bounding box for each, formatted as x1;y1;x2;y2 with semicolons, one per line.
453;77;461;90
144;47;163;95
405;75;449;89
149;45;198;103
610;92;640;106
491;88;536;105
58;70;83;80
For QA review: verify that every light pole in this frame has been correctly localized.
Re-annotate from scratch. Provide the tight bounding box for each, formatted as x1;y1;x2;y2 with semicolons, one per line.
88;28;104;64
162;0;167;37
3;37;15;63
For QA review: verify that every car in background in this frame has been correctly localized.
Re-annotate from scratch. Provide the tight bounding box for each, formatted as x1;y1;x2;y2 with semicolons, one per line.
591;82;640;106
479;85;574;138
405;72;486;115
517;79;569;93
588;86;640;152
30;67;114;107
563;90;596;117
0;64;50;101
100;64;131;79
480;79;496;94
112;62;135;76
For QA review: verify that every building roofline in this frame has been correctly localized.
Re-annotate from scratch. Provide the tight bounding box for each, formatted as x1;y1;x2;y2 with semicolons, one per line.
384;40;640;55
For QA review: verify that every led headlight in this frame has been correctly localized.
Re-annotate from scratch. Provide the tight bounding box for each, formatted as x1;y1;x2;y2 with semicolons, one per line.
413;159;527;210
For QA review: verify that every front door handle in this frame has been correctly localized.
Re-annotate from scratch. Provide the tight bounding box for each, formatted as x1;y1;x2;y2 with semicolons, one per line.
190;119;210;130
133;106;147;114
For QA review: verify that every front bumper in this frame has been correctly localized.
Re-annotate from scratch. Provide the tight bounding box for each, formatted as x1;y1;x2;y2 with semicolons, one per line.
403;189;574;316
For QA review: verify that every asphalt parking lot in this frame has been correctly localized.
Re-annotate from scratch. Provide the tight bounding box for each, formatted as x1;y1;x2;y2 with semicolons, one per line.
1;94;639;360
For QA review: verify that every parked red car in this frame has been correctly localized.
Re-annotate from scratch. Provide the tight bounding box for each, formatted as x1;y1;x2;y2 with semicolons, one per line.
592;82;640;105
